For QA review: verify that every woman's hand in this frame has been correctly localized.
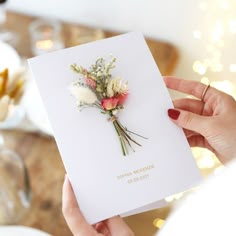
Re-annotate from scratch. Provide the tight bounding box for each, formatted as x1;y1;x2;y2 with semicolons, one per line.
62;176;134;236
164;76;236;164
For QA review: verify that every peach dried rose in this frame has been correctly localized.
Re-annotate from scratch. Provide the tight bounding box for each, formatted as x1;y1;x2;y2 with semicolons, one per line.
117;93;128;105
101;97;119;110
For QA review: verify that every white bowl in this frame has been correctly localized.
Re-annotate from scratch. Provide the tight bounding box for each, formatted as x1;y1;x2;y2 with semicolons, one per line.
21;78;54;136
0;41;53;135
0;41;21;73
0;42;25;128
0;104;25;129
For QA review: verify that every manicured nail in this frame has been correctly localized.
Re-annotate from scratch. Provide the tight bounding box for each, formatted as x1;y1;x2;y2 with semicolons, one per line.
168;109;180;120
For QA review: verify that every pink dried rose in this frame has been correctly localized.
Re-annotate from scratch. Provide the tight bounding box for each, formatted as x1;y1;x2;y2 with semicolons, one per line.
101;97;119;110
116;93;128;105
86;77;96;89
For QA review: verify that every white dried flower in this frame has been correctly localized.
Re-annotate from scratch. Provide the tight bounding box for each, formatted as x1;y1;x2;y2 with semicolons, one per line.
0;95;10;122
97;71;102;77
69;85;98;105
107;77;128;97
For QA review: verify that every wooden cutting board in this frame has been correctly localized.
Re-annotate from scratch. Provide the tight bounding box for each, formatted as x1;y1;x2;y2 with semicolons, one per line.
5;11;178;75
2;10;178;236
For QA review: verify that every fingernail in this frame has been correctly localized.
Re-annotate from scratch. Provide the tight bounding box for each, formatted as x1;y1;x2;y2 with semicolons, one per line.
168;109;180;120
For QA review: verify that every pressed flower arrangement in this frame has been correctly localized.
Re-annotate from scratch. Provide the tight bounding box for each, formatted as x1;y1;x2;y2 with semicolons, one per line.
69;56;146;156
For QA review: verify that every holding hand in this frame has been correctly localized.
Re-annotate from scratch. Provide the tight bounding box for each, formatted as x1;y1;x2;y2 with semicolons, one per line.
164;76;236;164
62;77;236;236
62;176;134;236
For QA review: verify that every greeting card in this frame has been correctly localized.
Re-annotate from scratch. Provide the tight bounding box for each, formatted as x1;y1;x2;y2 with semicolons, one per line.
28;32;201;224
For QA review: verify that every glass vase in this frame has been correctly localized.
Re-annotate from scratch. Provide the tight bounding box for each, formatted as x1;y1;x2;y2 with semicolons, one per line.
0;134;31;225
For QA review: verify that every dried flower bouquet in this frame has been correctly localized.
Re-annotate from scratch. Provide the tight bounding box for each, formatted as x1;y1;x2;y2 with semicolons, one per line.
69;56;146;156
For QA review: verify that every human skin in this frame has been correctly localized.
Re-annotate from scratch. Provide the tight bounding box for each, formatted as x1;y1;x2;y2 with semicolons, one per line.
62;176;134;236
164;76;236;164
62;77;236;235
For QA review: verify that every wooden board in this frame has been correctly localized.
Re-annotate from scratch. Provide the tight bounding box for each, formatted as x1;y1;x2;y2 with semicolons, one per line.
5;11;178;75
1;10;177;236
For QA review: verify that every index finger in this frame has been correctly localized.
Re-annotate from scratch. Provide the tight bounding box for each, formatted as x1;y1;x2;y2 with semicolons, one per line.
163;76;219;102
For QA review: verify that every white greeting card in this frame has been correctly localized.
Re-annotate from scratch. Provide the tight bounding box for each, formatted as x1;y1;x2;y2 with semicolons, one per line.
28;32;201;224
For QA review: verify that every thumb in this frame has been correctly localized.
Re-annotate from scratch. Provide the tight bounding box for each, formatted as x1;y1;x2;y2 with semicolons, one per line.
167;108;211;135
62;176;95;235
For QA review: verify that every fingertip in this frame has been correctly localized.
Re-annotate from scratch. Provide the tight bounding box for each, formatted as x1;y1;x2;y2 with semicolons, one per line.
163;76;179;82
63;173;68;185
168;108;180;120
62;175;78;209
105;216;134;235
170;108;210;135
62;174;71;196
94;222;110;235
62;175;95;235
163;76;171;85
62;174;80;220
163;76;175;80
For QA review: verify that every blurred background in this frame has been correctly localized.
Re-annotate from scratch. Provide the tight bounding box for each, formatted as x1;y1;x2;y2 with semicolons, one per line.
7;0;236;84
0;0;236;235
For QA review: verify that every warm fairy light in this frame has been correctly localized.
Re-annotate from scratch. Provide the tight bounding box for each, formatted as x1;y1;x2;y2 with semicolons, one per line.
210;63;223;72
153;218;165;229
181;0;236;208
192;147;221;171
229;19;236;33
165;192;184;203
199;1;208;11
203;59;211;67
214;166;225;175
213;50;222;58
197;155;215;169
36;40;54;50
174;192;184;200
193;1;236;80
164;147;224;205
216;40;225;48
201;77;210;85
229;64;236;72
193;61;206;75
211;80;236;97
211;22;224;43
165;196;174;203
218;0;230;10
193;30;202;39
206;44;215;52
